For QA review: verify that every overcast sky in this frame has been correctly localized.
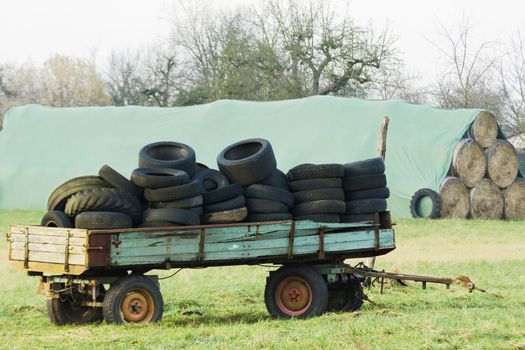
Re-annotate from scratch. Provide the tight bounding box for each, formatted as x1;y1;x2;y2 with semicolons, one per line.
0;0;523;84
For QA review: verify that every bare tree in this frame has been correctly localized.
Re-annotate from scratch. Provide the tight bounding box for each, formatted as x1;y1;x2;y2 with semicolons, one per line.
369;67;428;103
106;51;148;106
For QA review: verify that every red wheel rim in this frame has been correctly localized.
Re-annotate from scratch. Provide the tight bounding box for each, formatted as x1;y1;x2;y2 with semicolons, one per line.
275;276;313;316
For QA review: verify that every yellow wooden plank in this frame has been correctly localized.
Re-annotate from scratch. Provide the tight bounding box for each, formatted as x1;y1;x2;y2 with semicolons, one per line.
10;242;85;255
9;225;87;238
10;233;85;246
9;260;86;275
10;250;86;265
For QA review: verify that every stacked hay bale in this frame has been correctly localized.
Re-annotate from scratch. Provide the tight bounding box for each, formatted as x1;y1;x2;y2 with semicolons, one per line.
440;111;525;220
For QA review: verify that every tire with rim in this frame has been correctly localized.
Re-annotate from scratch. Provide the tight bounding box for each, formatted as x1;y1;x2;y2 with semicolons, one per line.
75;212;133;229
217;138;276;186
144;180;203;202
192;169;229;192
327;280;364;312
131;168;190;189
64;188;142;219
139;141;196;176
343;174;387;192
288;178;342;192
287;164;344;181
47;176;111;211
244;184;294;208
293;200;346;216
410;188;441;219
264;264;328;319
345;199;387;215
343;158;385;177
47;296;103;325
99;164;142;197
41;211;73;228
103;275;163;324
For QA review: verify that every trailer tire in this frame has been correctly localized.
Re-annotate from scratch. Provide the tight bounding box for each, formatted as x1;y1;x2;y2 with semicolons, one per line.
410;188;441;219
99;164;143;198
131;168;190;189
244;184;294;208
41;211;73;228
139;141;196;176
259;169;289;189
327;281;364;312
288;178;342;192
47;176;111;211
287;164;344;181
144;180;203;202
294;188;344;204
47;296;103;325
202;183;243;205
75;212;133;229
292;200;346;216
265;264;328;318
343;158;385;177
103;275;163;324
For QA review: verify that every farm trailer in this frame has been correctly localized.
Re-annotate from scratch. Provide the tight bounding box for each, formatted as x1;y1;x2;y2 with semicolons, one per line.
7;212;462;325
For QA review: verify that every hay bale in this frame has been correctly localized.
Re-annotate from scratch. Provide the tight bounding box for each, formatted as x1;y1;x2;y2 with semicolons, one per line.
439;176;470;219
486;140;518;188
468;111;498;148
450;138;486;188
503;178;525;220
469;178;504;219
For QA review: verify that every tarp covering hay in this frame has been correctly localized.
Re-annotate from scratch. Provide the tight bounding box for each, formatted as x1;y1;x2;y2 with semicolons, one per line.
0;96;520;217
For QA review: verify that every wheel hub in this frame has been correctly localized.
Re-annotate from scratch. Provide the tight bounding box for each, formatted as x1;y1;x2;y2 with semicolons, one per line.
121;290;154;323
276;277;313;316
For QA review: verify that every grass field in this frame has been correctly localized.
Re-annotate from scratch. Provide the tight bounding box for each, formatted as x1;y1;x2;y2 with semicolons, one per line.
0;210;524;349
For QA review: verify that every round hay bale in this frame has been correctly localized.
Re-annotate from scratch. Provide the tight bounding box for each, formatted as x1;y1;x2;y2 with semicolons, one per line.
486;140;518;188
439;176;470;219
469;178;504;219
450;138;486;188
468;111;498;148
503;178;525;220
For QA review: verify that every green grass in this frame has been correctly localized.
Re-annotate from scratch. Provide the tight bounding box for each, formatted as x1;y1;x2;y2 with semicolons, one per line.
0;210;524;349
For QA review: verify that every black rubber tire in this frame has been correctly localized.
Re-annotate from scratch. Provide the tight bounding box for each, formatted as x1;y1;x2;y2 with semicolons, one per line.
64;187;142;219
201;207;248;224
217;138;276;186
41;211;73;228
264;265;328;319
75;211;133;229
192;168;229;192
246;213;293;222
144;180;203;202
204;195;246;213
143;207;200;226
340;214;375;223
343;174;387;192
345;187;390;200
259;169;289;189
294;214;341;223
47;297;103;325
195;162;209;171
139;141;196;176
343;158;385;177
287;164;344;181
202;183;243;205
47;176;111;211
288;178;342;192
189;206;203;216
327;281;364;312
410;188;441;219
138;221;176;228
293;200;346;216
244;184;294;208
103;275;164;324
345;199;387;215
99;164;142;198
131;168;190;189
294;188;344;204
246;198;289;214
149;195;203;209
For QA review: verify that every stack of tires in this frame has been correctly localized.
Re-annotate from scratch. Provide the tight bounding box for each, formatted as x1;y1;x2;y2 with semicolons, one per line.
131;142;203;227
216;138;293;222
341;158;389;223
288;164;346;223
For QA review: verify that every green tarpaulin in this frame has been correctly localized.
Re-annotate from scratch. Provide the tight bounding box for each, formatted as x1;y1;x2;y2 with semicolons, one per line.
0;96;482;217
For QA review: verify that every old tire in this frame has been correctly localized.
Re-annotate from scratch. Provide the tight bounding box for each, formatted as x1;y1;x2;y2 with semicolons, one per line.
202;183;243;205
345;187;390;201
217;138;276;186
246;213;293;222
143;208;200;226
244;184;294;208
75;212;133;229
201;207;248;224
287;164;344;181
144;180;203;202
139;221;177;228
345;199;387;215
64;187;142;220
204;195;246;213
327;281;364;312
259;169;289;189
246;198;289;214
341;214;375;223
294;214;341;223
47;297;103;325
343;158;385;177
47;176;111;211
293;200;346;216
99;164;142;198
410;188;441;219
288;178;342;192
139;141;196;176
149;195;203;209
192;169;229;192
264;265;328;319
342;174;387;192
294;188;344;204
41;211;73;228
103;275;163;324
131;168;190;189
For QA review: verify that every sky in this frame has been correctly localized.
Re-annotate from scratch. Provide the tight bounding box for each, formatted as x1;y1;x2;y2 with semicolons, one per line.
0;0;524;84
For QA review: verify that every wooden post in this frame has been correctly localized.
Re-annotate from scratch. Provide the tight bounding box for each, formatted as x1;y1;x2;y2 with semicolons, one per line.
366;116;389;270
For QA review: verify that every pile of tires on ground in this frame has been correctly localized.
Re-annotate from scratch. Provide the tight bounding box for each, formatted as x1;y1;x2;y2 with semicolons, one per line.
41;138;388;229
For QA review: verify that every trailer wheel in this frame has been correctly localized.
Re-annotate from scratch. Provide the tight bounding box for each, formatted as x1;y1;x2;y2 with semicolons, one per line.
47;296;103;325
327;281;364;312
264;265;328;319
103;275;163;324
